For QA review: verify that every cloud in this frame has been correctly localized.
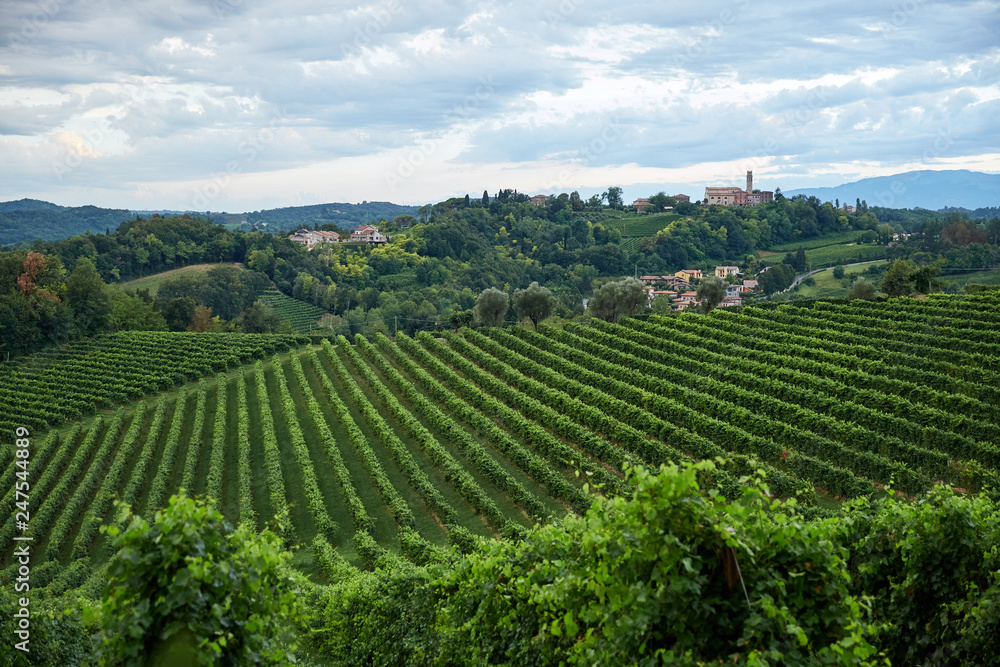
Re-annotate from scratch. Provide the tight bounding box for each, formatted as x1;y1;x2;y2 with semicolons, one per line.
0;0;997;209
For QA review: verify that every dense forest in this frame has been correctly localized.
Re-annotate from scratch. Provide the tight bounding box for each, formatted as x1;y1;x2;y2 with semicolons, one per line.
1;191;998;358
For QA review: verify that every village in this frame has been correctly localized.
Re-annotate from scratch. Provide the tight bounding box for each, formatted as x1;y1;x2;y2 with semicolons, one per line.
639;267;760;311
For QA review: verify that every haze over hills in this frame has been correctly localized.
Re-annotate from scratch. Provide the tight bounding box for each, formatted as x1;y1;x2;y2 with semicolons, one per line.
784;170;1000;210
0;200;421;246
2;169;997;246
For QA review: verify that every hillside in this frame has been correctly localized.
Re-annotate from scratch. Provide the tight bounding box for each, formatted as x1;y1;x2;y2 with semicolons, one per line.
1;293;999;662
238;201;422;231
785;169;1000;210
0;202;133;246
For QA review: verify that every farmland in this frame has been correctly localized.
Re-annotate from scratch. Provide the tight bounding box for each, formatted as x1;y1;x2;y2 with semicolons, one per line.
1;293;999;663
257;288;332;333
3;293;999;580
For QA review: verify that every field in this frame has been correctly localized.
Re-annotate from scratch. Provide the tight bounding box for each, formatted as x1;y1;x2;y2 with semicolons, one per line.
116;263;239;296
937;267;1000;290
258;288;332;333
2;293;999;602
790;260;889;299
602;211;682;252
760;232;888;268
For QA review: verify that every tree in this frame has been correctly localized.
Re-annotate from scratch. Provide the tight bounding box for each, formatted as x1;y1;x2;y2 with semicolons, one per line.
793;247;807;272
449;308;475;330
163;296;197;332
474;288;509;328
187;305;214;332
910;259;945;294
847;277;877;300
603;186;623;210
513;281;557;329
95;493;299;665
65;257;113;336
881;259;914;297
833;265;845;279
588;277;646;323
569;191;583;211
482;190;489;208
757;264;796;295
237;300;282;333
696;276;727;313
648;192;675;212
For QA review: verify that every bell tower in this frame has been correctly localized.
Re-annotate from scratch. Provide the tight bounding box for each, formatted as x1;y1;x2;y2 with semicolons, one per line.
746;170;753;193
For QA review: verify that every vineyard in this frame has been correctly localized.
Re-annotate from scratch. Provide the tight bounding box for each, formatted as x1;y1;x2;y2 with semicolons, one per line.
257;288;332;333
0;293;997;598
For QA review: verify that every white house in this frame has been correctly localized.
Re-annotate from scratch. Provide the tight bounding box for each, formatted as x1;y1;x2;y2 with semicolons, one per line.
350;224;388;244
289;229;343;249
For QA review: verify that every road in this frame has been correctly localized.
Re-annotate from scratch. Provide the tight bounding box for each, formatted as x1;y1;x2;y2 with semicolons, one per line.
778;259;887;294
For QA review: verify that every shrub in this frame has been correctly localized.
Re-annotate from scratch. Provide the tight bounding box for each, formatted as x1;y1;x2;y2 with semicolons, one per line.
94;493;300;666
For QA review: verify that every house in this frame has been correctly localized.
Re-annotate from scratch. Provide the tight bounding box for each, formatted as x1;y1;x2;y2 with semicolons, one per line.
840;205;856;214
640;275;690;290
289;229;343;250
725;285;742;299
530;194;549;207
633;198;652;212
742;279;759;291
350;224;388;244
675;269;702;281
715;265;740;279
672;301;693;312
662;276;690;290
677;291;699;304
704;171;772;207
719;295;743;308
674;194;691;204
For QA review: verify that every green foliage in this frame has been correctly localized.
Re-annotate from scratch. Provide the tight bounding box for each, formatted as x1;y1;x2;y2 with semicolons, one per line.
311;461;878;665
512;280;556;328
842;486;1000;665
65;257;113;336
588;277;646;322
757;263;796;294
881;259;914;297
95;493;299;665
696;275;727;312
847;277;877;300
474;287;508;327
833;265;845;279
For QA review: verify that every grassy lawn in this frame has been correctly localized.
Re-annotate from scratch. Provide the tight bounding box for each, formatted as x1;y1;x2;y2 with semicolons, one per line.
765;231;862;253
791;260;889;299
117;263;241;296
937;268;1000;290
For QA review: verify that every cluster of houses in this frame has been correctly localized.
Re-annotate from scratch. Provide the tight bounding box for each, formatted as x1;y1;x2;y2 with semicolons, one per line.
289;224;388;250
640;266;759;311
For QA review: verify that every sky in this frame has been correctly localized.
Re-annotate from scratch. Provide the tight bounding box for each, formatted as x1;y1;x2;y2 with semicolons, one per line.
1;0;998;212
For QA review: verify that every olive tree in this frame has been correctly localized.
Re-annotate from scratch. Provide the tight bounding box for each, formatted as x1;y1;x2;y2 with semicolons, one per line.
589;277;647;323
474;287;509;328
513;281;557;329
696;276;727;313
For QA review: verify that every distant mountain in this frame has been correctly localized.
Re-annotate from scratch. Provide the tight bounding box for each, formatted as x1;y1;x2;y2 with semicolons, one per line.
0;202;133;246
785;170;1000;210
0;199;66;213
0;199;423;245
236;201;422;231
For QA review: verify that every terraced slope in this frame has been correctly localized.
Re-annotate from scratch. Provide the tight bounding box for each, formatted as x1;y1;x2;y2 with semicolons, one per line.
1;293;997;598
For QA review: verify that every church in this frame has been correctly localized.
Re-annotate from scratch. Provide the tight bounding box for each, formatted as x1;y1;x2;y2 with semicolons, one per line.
704;171;773;206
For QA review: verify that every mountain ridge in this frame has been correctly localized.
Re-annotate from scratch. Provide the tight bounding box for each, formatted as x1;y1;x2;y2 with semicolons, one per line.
784;169;1000;210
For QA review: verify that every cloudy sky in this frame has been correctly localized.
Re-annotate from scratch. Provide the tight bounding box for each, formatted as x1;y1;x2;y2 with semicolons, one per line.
1;0;998;211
